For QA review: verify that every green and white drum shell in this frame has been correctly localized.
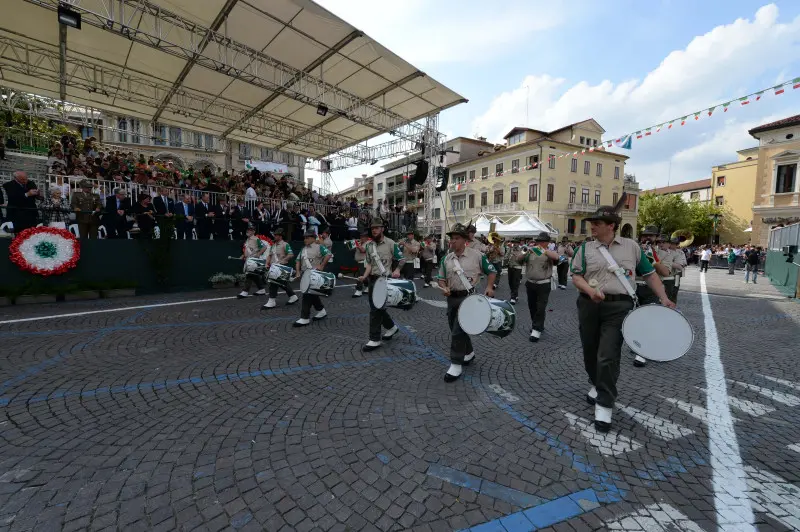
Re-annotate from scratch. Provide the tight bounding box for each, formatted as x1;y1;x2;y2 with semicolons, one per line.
245;258;266;274
267;264;293;287
457;294;516;338
300;269;336;297
344;239;357;251
371;278;416;310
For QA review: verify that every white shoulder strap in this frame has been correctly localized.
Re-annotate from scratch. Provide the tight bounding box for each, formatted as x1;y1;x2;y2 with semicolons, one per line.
449;252;474;293
369;241;387;276
596;245;638;305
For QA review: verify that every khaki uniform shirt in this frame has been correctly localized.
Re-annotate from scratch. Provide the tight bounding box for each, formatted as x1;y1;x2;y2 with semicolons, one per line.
401;238;420;261
299;242;330;270
270;240;294;265
420;242;437;261
437;247;496;292
244;236;268;258
70;191;102;219
571;237;655;295
353;239;369;262
467;239;485;253
557;244;573;257
320;236;333;249
506;248;525;270
671;247;687;274
524;247;554;282
365;237;404;275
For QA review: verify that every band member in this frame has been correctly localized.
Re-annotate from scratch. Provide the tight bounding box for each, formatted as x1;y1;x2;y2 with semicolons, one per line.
293;230;331;327
437;224;496;382
667;237;687;303
238;224;269;299
318;227;333;249
486;237;504;289
506;241;525;304
556;237;574;289
632;228;672;367
399;230;420;280
420;236;437;287
360;220;405;352
263;228;299;309
570;204;674;432
352;229;370;298
523;232;561;342
466;224;485;252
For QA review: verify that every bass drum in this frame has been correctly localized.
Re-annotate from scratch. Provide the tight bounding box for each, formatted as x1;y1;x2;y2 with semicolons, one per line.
300;269;336;297
267;264;293;288
622;304;694;361
244;258;266;274
457;295;516;338
370;278;417;310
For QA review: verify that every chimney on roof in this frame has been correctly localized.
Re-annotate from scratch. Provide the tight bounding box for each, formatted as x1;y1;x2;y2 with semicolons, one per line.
478;136;487;142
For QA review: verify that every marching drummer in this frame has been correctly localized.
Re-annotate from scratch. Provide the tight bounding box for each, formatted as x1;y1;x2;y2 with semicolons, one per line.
292;229;331;327
263;228;299;309
556;237;574;290
437;223;496;383
667;236;687;303
631;229;672;368
400;230;420;281
238;224;269;299
506;240;525;305
523;232;561;342
570;205;673;432
359;220;404;352
352;229;370;298
420;235;438;287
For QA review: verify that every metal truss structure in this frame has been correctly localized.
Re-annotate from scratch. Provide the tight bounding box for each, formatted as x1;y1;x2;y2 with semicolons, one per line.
22;0;446;153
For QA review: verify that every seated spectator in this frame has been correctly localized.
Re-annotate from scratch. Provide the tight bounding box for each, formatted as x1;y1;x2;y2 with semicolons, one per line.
134;195;156;239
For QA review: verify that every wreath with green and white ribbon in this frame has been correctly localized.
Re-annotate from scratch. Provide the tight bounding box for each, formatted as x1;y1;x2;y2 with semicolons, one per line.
9;227;80;276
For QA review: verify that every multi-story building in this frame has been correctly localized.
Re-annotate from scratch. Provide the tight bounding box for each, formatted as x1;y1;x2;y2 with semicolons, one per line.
443;119;639;238
749;115;800;247
645;178;712;204
710;147;759;244
338;174;374;205
372;137;493;235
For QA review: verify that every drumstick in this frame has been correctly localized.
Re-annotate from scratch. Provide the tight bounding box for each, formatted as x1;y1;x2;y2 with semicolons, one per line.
227;256;242;260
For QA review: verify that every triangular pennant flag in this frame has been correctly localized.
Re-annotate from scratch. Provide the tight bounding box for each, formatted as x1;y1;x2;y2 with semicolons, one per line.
708;106;716;116
645;128;652;136
775;85;785;96
656;124;663;133
607;141;613;148
723;102;731;112
755;91;763;101
680;116;688;126
694;112;701;120
793;77;800;89
668;121;674;129
636;131;643;139
589;146;595;152
581;149;586;154
739;96;750;106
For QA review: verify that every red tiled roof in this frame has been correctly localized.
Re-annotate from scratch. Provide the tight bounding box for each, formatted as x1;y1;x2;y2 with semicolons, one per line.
748;115;800;136
644;178;711;195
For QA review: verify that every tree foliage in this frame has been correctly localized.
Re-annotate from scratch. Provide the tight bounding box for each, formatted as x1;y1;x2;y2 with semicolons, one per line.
638;192;726;241
2;93;77;145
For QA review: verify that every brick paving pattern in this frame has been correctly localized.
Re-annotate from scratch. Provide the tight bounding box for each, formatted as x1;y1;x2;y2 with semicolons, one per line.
1;267;799;531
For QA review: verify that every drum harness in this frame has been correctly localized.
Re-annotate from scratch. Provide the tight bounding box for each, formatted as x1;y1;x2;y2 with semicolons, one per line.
448;253;475;296
368;241;388;278
596;246;639;308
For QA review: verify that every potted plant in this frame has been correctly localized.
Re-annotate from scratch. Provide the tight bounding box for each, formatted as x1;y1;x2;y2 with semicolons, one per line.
209;273;236;289
234;273;246;287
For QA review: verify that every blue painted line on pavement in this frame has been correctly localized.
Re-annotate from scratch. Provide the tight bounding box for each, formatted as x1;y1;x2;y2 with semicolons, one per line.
427;464;543;508
0;347;438;407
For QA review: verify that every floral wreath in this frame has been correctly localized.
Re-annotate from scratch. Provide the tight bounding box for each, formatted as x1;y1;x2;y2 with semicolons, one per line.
9;227;81;276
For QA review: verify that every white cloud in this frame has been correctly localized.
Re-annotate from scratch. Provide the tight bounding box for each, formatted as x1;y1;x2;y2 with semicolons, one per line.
315;0;567;65
471;4;800;187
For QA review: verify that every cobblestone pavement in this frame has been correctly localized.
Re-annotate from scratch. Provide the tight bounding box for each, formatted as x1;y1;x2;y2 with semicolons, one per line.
1;270;799;532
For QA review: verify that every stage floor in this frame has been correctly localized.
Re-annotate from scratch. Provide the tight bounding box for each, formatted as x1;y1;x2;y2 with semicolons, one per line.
1;267;799;531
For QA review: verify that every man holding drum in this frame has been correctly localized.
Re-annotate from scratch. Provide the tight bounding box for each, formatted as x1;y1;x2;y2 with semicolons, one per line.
360;220;405;352
667;236;687;303
570;205;673;432
437;223;496;383
263;229;299;309
631;229;672;368
292;230;331;327
238;224;269;299
506;240;525;305
352;229;370;298
523;232;561;342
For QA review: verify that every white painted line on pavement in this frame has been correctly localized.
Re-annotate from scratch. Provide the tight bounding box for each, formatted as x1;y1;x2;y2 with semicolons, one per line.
697;388;775;417
563;412;643;457
487;384;520;403
618;405;694;440
746;466;800;530
0;283;358;325
700;273;756;530
760;375;800;392
728;380;800;407
787;443;800;454
606;503;705;531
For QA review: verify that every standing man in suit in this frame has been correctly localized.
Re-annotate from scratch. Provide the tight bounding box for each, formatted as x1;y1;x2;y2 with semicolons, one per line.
103;188;132;238
153;187;175;220
175;194;195;240
195;192;213;239
3;171;41;234
230;197;252;240
213;197;231;240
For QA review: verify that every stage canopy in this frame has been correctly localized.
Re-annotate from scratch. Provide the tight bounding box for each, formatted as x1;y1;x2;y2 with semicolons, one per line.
472;213;558;238
0;0;466;159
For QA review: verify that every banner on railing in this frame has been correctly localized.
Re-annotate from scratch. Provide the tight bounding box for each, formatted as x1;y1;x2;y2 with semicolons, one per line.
245;160;288;174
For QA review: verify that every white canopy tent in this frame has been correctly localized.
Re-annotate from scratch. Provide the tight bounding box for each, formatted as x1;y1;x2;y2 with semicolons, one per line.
470;213;558;238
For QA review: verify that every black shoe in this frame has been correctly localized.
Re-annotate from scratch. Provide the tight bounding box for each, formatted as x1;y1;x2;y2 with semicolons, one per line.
594;420;611;432
633;356;646;368
586;395;596;406
462;354;475;366
293;320;310;328
362;342;381;352
444;372;462;383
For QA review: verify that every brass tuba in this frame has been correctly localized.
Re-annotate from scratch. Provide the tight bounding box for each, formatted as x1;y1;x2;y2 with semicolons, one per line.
671;229;694;249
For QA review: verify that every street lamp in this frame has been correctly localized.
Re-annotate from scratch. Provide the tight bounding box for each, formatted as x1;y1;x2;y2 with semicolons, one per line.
708;212;722;245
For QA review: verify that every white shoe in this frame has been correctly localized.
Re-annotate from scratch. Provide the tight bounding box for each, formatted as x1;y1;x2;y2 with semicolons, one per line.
586;386;597;405
423;283;430;287
293;318;310;327
287;294;299;304
529;329;541;342
362;340;381;352
255;289;266;295
594;404;612;432
509;298;516;305
633;354;646;367
559;285;567;290
353;290;363;298
463;352;475;366
263;298;276;309
313;309;327;320
237;291;251;299
444;363;463;383
381;325;398;340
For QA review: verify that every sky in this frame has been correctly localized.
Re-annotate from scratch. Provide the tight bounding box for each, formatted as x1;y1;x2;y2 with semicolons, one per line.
311;0;800;193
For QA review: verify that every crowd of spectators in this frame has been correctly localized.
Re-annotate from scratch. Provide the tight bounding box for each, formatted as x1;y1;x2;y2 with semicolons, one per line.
1;134;420;240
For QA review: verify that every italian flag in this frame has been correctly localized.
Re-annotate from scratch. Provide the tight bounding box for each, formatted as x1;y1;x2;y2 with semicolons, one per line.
739;96;750;106
723;102;731;112
636;131;643;139
775;86;785;96
794;77;800;89
707;106;716;116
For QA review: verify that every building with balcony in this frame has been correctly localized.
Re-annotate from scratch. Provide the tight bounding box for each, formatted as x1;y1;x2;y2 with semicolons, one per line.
710;147;759;244
338;174;374;205
749;114;800;247
644;178;712;204
442;119;638;238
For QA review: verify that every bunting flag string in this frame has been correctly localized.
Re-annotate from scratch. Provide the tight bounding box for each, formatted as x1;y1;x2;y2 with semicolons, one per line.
450;76;799;189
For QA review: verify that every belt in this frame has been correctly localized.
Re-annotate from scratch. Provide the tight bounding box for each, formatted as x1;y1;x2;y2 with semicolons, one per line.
580;293;632;302
449;290;470;298
662;276;675;281
526;279;551;285
635;280;647;286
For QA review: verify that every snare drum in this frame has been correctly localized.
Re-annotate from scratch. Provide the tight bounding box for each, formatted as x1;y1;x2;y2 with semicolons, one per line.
622;304;694;361
344;239;357;251
300;269;336;297
370;278;417;310
457;295;516;338
244;258;266;275
267;263;293;288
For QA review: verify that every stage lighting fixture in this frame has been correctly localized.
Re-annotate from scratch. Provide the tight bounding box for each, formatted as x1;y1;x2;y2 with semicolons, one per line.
58;5;81;29
316;104;328;117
